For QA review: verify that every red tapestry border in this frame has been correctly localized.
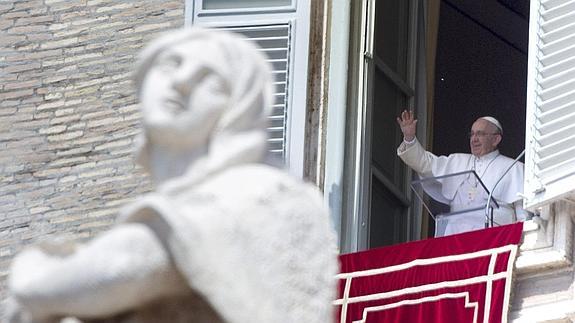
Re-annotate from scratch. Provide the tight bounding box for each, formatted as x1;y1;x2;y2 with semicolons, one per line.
335;223;523;323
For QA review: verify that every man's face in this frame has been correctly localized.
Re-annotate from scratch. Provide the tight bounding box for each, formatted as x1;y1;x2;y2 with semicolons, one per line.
469;119;501;157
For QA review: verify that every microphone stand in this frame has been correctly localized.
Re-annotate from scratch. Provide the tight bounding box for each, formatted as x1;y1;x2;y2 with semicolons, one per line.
484;149;525;228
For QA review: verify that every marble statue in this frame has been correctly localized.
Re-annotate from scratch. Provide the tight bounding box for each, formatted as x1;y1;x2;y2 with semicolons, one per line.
6;28;338;323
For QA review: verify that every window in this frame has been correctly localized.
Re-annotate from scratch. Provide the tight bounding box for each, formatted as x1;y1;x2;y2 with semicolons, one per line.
186;0;310;177
524;0;575;210
366;0;417;248
344;0;420;251
199;0;292;11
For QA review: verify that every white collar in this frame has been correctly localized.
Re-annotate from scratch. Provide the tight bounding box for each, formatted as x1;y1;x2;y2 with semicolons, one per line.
474;149;500;162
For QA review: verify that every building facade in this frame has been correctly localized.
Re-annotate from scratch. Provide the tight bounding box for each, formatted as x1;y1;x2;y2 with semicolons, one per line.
1;0;575;321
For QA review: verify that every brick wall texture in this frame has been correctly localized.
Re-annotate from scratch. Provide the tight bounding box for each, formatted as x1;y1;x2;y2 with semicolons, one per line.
0;0;185;298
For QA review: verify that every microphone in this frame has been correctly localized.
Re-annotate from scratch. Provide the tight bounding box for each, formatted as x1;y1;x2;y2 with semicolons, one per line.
484;149;525;227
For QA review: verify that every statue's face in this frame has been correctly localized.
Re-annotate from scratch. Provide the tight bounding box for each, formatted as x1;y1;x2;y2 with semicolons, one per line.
140;40;229;150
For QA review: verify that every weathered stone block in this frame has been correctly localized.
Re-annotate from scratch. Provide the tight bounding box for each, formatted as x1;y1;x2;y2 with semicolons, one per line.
14;15;54;26
46;130;84;142
39;125;67;135
37;100;65;111
8;25;47;34
95;3;134;13
4;63;41;74
49;114;81;125
40;37;79;50
0;89;33;100
4;80;41;91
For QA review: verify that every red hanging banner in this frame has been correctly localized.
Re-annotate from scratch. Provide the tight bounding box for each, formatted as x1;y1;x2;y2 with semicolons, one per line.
335;223;523;323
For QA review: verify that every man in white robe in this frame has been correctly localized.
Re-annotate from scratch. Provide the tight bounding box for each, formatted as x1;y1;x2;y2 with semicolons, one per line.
396;110;527;236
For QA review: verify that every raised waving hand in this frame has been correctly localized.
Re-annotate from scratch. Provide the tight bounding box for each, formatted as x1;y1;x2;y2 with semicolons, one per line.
396;109;417;142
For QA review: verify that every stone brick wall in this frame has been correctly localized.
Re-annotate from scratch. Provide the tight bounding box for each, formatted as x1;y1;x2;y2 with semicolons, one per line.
0;0;184;297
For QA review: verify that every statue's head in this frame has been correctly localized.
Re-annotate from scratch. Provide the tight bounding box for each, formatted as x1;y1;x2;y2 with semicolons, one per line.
133;28;273;177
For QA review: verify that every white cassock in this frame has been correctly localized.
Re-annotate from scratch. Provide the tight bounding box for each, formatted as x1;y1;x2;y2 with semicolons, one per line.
397;139;525;236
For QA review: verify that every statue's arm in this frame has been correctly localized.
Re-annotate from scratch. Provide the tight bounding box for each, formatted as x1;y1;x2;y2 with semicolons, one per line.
8;222;188;320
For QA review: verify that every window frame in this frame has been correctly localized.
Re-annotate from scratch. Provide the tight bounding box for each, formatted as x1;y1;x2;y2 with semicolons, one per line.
341;0;420;252
194;0;296;16
184;0;310;178
523;0;575;210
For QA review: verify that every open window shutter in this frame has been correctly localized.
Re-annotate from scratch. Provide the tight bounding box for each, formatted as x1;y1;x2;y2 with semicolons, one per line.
189;1;309;177
218;25;291;161
524;0;575;209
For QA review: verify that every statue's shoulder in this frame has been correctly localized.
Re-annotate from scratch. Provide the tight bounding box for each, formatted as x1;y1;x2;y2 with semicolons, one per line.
203;164;323;205
207;164;316;192
121;164;325;223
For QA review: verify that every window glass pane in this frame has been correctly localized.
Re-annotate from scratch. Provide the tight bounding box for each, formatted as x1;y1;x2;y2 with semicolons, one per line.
370;175;407;248
374;0;410;79
202;0;292;10
371;68;407;191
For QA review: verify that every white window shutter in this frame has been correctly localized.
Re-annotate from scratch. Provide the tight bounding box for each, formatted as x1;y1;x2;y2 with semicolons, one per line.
187;1;310;177
218;25;292;161
524;0;575;209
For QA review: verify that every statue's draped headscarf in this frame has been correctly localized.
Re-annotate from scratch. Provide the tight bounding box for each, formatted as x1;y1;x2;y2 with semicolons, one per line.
133;28;274;189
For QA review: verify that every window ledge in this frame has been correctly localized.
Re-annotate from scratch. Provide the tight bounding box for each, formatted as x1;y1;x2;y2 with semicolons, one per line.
515;202;574;275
